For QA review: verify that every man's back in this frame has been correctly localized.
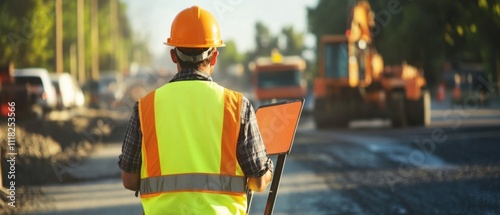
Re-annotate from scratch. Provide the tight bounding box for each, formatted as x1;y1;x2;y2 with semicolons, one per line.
119;6;273;214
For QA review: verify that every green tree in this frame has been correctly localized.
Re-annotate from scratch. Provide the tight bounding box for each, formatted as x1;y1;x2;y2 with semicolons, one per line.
57;0;134;75
371;0;500;85
307;0;349;42
218;40;242;74
0;0;54;67
438;0;500;84
243;22;309;80
241;22;275;80
372;0;447;85
254;21;278;57
281;26;305;56
99;0;134;71
0;0;136;74
131;33;153;67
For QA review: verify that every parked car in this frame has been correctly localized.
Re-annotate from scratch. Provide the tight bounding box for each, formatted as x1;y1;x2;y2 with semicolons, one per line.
50;73;85;109
99;72;123;108
81;72;124;109
0;63;34;118
81;80;100;109
121;70;173;102
14;68;57;113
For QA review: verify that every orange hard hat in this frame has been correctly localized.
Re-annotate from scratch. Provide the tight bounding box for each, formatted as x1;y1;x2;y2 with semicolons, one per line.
164;6;225;48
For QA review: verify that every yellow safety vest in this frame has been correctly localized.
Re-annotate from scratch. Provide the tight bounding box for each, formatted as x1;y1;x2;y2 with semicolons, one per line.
138;81;247;215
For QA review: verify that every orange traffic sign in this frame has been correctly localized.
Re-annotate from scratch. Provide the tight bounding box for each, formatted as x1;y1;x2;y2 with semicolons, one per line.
256;99;304;155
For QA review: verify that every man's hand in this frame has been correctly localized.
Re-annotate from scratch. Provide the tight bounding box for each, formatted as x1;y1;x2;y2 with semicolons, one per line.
121;171;140;191
247;169;273;192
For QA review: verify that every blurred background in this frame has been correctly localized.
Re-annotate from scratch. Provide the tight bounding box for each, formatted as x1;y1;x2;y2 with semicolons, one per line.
0;0;499;214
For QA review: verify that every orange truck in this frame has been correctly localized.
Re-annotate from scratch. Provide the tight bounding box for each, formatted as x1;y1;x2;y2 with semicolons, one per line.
250;51;307;103
313;0;430;128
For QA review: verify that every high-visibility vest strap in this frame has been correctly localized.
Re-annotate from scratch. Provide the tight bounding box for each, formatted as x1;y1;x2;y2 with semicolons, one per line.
141;174;246;195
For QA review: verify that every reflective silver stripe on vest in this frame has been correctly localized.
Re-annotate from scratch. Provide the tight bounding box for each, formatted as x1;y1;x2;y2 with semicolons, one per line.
140;174;246;195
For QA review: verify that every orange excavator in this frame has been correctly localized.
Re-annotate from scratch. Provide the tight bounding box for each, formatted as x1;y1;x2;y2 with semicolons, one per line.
313;0;430;128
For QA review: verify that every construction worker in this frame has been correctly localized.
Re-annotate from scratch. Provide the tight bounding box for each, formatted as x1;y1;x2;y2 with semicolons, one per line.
118;6;273;214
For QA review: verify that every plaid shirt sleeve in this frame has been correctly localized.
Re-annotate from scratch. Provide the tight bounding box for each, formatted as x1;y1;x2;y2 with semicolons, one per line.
237;97;274;177
118;102;142;173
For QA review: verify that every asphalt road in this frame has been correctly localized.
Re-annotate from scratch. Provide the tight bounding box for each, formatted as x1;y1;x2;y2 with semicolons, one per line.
250;117;500;214
27;104;500;215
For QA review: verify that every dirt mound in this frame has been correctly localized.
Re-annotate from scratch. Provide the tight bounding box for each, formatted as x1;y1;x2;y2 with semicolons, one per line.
0;115;115;186
0;108;129;214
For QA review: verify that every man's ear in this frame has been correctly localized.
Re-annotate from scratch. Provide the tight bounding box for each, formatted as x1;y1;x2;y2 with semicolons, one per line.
210;50;218;66
170;49;178;63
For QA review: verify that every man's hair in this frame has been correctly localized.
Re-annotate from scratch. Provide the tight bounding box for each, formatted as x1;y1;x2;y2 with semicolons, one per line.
176;47;214;70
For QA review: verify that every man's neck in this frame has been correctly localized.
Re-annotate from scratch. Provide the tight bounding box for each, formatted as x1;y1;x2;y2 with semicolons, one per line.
179;67;212;76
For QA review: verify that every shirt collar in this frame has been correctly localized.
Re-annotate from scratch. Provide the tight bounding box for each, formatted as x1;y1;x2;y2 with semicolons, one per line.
169;68;213;83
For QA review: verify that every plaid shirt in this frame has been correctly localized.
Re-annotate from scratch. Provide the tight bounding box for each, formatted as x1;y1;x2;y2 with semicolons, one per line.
118;68;273;177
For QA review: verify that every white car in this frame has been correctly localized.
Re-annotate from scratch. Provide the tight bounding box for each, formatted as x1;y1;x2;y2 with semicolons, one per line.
50;73;85;109
14;68;57;112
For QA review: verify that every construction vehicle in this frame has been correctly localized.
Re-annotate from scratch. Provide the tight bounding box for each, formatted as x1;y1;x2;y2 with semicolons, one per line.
313;0;430;128
250;50;307;103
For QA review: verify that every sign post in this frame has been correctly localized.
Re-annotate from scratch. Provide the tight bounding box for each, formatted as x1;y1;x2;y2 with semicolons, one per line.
247;99;304;215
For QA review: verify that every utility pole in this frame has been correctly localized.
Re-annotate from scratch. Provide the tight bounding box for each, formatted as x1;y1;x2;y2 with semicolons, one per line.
55;0;63;74
77;0;85;84
110;0;118;70
70;44;77;78
91;0;99;80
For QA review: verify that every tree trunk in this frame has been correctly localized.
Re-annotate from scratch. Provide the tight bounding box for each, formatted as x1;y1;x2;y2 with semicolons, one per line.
496;54;500;94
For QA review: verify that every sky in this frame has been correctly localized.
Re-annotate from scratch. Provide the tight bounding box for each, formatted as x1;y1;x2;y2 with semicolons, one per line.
121;0;318;57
